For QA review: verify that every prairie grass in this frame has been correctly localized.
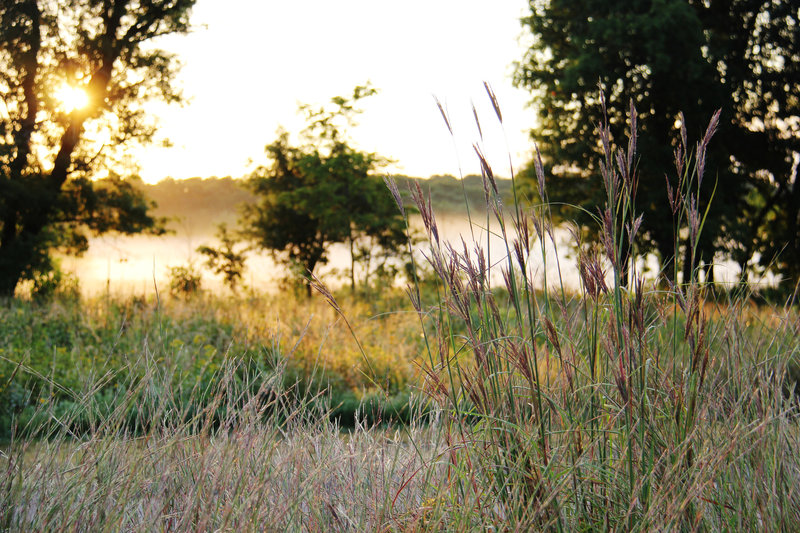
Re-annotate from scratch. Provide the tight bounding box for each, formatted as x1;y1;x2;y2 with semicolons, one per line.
374;90;800;530
1;357;446;531
2;91;799;531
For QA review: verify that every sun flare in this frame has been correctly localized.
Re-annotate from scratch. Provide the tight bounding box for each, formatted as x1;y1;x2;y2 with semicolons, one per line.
54;84;89;112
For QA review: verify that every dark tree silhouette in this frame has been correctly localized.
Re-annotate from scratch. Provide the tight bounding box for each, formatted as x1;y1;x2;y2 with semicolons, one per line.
0;0;195;296
197;223;248;293
514;0;799;285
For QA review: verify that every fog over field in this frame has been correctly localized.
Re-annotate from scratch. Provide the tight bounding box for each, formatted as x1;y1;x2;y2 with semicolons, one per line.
52;176;571;294
58;172;755;295
62;213;582;295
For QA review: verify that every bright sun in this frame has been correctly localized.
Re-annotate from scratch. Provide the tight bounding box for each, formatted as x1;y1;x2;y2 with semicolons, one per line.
54;84;89;112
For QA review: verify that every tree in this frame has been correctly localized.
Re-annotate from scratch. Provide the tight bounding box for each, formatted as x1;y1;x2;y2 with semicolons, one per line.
197;223;248;293
514;0;799;285
694;1;800;285
241;86;408;295
0;0;195;297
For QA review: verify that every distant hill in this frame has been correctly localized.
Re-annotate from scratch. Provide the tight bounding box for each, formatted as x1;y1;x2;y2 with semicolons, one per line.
138;174;514;234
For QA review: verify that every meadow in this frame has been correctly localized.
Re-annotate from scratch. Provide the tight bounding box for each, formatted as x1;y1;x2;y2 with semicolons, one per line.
2;111;800;532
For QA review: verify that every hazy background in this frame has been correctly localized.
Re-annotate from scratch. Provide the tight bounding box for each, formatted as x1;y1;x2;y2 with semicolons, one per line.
61;0;548;294
134;0;535;183
61;177;580;295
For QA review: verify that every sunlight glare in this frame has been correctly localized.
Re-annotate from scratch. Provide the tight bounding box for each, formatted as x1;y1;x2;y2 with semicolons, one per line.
54;84;89;112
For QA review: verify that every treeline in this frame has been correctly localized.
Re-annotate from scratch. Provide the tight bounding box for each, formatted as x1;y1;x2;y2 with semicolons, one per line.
139;176;250;233
138;174;513;233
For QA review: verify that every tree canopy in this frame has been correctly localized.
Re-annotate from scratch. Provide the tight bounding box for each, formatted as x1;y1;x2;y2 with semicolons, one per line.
0;0;195;297
514;0;799;285
241;85;408;294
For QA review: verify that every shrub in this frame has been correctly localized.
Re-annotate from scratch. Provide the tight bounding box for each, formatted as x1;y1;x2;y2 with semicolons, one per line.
167;264;202;298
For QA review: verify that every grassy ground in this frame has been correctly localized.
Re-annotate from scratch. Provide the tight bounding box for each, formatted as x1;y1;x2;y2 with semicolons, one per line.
3;101;800;531
0;289;429;439
2;276;798;530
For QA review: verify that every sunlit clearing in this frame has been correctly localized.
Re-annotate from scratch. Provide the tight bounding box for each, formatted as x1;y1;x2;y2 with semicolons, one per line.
54;84;89;112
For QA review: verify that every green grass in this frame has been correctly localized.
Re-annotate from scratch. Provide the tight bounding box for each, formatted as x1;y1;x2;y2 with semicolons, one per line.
0;290;430;441
2;286;796;531
1;275;798;530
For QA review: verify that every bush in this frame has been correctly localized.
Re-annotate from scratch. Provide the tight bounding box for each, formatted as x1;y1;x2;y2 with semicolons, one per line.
167;264;202;298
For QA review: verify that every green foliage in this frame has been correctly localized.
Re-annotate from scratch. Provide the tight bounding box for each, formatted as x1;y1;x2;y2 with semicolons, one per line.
0;296;238;438
514;0;799;286
197;223;248;292
167;264;202;298
30;262;80;302
0;289;426;439
0;0;195;297
241;85;408;293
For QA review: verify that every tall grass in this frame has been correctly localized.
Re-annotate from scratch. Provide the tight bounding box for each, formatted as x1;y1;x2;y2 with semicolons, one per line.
380;89;800;529
0;290;451;531
0;292;428;438
0;353;446;531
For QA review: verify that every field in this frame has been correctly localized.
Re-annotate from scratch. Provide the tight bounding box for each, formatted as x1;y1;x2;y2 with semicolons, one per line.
3;0;797;529
3;260;800;530
3;136;800;533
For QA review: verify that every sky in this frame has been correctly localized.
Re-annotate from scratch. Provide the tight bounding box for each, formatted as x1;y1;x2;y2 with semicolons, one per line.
133;0;536;183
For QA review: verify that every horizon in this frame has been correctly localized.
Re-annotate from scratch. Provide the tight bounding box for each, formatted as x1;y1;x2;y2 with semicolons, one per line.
139;171;517;183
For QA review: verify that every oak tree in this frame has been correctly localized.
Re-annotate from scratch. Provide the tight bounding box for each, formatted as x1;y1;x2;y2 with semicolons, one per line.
0;0;195;296
514;0;799;285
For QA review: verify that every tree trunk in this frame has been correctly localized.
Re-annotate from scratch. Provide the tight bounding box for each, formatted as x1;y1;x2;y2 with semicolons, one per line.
362;243;373;290
656;239;677;287
620;241;631;288
349;233;356;293
0;2;40;297
0;236;33;298
0;258;23;298
787;179;800;286
304;248;323;298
